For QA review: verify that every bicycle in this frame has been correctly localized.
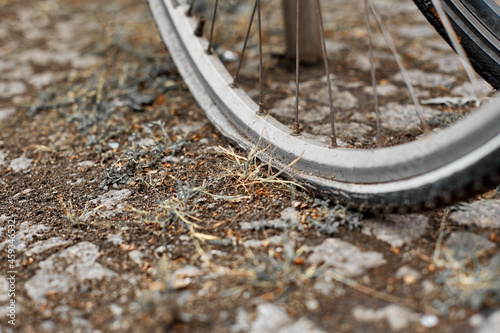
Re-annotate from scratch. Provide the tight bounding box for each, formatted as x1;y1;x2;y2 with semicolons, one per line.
147;0;500;213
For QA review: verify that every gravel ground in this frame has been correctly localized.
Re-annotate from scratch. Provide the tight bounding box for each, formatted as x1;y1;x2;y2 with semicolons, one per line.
0;0;499;332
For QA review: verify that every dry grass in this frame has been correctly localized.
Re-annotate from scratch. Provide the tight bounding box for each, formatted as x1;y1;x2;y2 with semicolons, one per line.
220;144;305;191
433;231;500;309
59;198;101;224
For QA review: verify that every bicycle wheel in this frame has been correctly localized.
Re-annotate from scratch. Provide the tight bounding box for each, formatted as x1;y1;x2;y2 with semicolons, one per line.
413;0;500;89
148;0;500;213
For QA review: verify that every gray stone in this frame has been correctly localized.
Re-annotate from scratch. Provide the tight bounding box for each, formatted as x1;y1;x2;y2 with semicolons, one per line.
352;103;440;132
129;250;144;266
421;280;436;295
40;320;56;332
314;90;358;111
425;39;452;51
0;107;16;122
71;55;98;68
0;151;7;166
107;234;124;245
250;303;326;333
71;317;94;331
307;238;386;277
452;81;492;97
240;207;300;231
154;245;167;257
66;178;84;186
28;72;60;89
353;54;380;71
243;239;266;249
169;265;202;289
272;96;317;121
172;121;207;136
443;232;495;261
162;155;180;163
313;274;346;297
109;304;123;317
311;122;372;140
4;66;33;80
326;40;348;55
132;137;157;147
420;315;439;328
0;278;9;302
477;310;500;333
90;189;131;217
362;214;429;248
29;237;70;255
469;314;484;328
25;242;116;302
0;221;49;254
432;54;462;73
0;81;27;98
280;207;300;224
174;265;201;278
179;235;191;242
449;199;500;228
231;308;250;333
16;48;93;68
395;266;421;280
243;235;282;249
0;29;10;48
371;0;417;14
77;160;95;168
391;69;455;88
16;7;50;39
397;25;436;38
203;146;224;155
9;157;33;172
305;299;320;311
363;84;398;97
384;103;438;131
352;305;419;332
273;90;358;122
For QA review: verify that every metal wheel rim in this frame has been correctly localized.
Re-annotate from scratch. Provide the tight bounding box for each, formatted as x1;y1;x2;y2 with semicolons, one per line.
149;0;500;192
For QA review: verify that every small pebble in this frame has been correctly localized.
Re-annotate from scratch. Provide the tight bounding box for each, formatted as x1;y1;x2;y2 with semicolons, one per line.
154;245;167;257
305;299;320;311
128;250;144;266
9;157;33;172
420;314;439;328
469;314;484;327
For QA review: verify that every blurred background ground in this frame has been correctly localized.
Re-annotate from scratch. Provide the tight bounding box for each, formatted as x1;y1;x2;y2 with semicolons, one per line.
0;0;499;332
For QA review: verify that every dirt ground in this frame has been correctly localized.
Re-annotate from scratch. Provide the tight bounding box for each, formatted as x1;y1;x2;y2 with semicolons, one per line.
0;0;499;332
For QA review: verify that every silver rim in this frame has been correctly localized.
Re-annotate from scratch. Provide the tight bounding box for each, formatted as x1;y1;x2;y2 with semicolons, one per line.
149;0;500;195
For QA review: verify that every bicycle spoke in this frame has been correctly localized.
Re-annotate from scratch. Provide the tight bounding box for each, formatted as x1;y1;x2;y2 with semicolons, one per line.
430;0;483;104
367;0;430;132
314;0;337;148
194;16;206;37
232;0;258;87
186;0;196;16
257;0;265;115
293;0;301;135
207;0;219;54
364;0;382;146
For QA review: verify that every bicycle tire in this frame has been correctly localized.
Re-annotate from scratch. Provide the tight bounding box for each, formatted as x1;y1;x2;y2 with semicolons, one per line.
148;0;500;213
412;0;500;89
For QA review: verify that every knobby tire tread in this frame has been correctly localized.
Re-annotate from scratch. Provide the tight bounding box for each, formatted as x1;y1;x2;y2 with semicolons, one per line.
307;147;500;213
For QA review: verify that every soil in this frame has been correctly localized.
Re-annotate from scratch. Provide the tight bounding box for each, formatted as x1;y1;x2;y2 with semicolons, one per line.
0;0;499;332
